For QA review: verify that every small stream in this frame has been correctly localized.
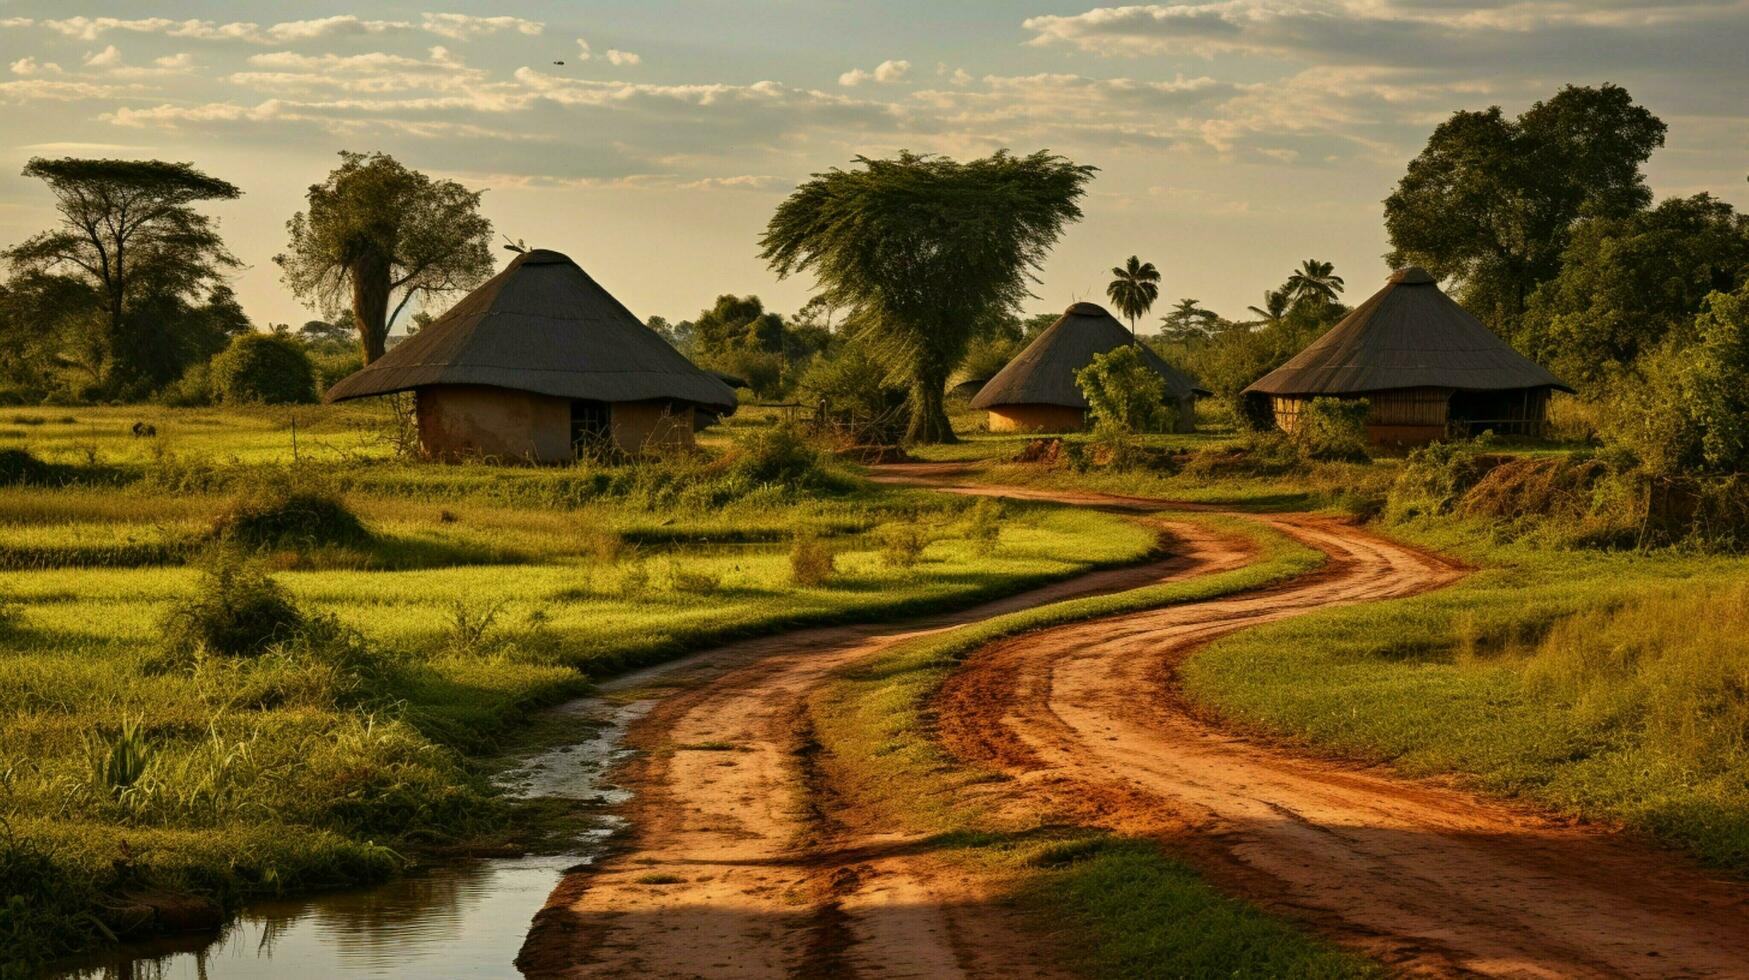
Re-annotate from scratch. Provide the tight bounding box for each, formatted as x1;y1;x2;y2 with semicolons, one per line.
47;698;655;980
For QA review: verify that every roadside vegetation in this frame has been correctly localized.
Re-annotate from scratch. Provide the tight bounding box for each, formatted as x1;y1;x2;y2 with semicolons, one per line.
0;407;1156;971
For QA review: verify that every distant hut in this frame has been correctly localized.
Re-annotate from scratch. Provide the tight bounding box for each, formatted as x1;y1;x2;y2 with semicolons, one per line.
325;249;736;461
1244;267;1571;446
970;302;1205;434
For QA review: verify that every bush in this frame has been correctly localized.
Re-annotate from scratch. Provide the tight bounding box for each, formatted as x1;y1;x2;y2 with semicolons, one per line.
1386;436;1504;520
879;523;931;568
1608;286;1749;477
161;556;307;659
721;424;837;491
1075;344;1171;434
1291;397;1370;462
210;333;317;405
311;349;363;393
159;361;214;407
796;345;908;445
964;497;1003;554
789;533;836;586
211;477;371;551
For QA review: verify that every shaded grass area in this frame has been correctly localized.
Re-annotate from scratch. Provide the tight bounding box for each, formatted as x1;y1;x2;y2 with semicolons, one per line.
807;515;1377;977
1180;518;1749;873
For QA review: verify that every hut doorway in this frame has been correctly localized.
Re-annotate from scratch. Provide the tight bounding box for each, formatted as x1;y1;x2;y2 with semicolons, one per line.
570;399;611;454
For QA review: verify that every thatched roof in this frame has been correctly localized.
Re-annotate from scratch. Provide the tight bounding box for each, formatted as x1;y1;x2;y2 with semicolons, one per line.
325;249;738;411
970;302;1206;410
1245;267;1572;397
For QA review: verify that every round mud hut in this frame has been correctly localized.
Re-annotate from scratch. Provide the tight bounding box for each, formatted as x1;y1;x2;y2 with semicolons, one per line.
970;302;1206;434
1244;267;1571;447
325;248;736;462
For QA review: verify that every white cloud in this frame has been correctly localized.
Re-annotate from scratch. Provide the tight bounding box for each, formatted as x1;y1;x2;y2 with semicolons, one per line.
576;37;592;60
420;13;544;40
606;49;641;66
153;53;193;69
8;57;63;77
83;45;122;68
839;59;910;86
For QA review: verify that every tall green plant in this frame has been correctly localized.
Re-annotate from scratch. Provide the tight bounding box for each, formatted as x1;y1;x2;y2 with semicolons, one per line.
1105;255;1160;339
1076;344;1170;434
762;150;1095;444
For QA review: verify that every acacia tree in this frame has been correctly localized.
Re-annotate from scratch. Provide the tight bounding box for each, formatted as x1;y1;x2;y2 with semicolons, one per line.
1106;255;1160;339
762;150;1094;443
4;158;242;393
277;151;494;364
1384;84;1666;338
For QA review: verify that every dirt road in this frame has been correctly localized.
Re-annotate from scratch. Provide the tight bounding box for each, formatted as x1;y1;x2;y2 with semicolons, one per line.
522;470;1749;978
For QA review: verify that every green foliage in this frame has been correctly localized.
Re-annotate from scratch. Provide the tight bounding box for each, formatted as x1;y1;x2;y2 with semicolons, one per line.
91;717;154;803
796;343;908;445
211;477;370;551
160;556;307;659
719;424;840;492
159;361;214;407
878;522;931;567
1520;194;1749;382
1609;287;1749;475
276;151;494;363
1075;344;1170;434
1104;255;1160;335
763;150;1096;443
210;333;317;405
788;533;836;586
963;497;1003;555
1384;84;1666;338
1290;397;1370;463
3;158;245;397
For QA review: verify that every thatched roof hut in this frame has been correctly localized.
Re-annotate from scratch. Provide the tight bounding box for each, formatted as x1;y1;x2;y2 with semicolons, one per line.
970;302;1205;434
1244;267;1571;446
326;248;735;461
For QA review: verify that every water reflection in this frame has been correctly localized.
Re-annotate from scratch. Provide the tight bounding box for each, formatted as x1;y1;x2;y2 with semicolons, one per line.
47;696;653;979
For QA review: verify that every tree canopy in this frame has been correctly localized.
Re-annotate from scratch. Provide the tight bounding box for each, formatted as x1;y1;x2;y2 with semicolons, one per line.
3;157;243;395
762;150;1095;443
1521;194;1749;384
1106;256;1160;339
277;151;494;364
1384;84;1666;338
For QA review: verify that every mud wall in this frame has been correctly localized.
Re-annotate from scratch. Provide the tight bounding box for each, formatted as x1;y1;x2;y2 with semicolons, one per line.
416;385;572;463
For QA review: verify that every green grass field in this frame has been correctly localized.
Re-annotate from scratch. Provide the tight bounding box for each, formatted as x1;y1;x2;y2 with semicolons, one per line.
0;405;1158;969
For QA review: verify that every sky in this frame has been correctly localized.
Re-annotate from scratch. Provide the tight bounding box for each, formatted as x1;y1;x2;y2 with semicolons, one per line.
1;1;1746;335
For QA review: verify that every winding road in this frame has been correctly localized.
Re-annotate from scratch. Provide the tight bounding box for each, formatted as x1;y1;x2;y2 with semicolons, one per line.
519;467;1749;978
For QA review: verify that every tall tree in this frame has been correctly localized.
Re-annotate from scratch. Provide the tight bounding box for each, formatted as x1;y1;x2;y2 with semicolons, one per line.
3;158;241;393
1105;255;1161;339
762;150;1094;443
1520;194;1749;384
1285;259;1345;310
1247;288;1290;323
1160;297;1218;341
277;151;494;364
1384;84;1666;337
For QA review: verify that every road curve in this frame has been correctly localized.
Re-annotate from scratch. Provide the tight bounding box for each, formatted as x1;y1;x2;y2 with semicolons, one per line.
521;467;1749;978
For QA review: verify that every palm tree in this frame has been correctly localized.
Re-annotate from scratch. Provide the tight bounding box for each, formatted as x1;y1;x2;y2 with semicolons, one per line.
1160;297;1218;340
1105;255;1161;341
1285;259;1345;309
1247;288;1290;323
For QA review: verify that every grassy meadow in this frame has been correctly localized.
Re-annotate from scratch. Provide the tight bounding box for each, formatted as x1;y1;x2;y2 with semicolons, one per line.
0;404;1158;969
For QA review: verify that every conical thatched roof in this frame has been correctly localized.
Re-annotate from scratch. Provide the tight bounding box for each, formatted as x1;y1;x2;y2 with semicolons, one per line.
1245;267;1571;397
325;249;737;410
970;302;1206;410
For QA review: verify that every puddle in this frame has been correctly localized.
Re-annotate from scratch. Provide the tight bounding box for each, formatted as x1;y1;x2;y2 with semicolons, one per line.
46;698;653;979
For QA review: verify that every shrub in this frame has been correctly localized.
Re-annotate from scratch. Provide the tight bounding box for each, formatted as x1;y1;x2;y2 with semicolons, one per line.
311;349;363;393
442;599;505;655
212;478;370;551
210;333;318;405
1385;436;1504;520
161;556;307;659
1075;344;1171;434
159;361;215;407
796;345;908;445
722;424;836;490
1291;397;1370;462
789;533;836;586
964;497;1003;555
1608;287;1749;476
0;448;50;485
879;523;931;568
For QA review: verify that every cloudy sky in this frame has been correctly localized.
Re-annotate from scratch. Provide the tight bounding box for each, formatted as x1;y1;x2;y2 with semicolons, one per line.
1;1;1745;333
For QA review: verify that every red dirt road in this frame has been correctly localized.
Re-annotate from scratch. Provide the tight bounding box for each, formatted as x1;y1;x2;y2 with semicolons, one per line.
522;469;1749;978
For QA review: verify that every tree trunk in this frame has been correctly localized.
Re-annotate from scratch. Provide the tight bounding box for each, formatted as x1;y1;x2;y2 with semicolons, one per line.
351;251;393;364
905;372;956;444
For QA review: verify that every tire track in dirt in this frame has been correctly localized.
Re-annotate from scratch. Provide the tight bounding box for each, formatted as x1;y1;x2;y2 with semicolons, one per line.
930;481;1749;979
517;511;1259;978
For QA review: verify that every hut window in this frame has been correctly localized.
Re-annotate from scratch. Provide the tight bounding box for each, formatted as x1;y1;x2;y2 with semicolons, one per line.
570;400;610;451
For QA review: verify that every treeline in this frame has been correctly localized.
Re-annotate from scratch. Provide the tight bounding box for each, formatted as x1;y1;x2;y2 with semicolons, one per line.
0;151;496;406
